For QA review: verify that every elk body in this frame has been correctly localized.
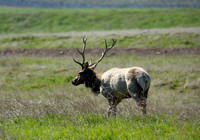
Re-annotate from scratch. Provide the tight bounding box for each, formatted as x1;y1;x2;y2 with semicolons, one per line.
72;38;151;117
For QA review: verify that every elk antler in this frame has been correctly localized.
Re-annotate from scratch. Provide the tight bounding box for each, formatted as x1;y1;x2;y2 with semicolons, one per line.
89;39;117;69
73;37;87;69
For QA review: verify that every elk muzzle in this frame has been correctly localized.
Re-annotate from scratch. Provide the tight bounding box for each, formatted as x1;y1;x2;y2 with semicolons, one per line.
72;77;79;86
72;75;85;86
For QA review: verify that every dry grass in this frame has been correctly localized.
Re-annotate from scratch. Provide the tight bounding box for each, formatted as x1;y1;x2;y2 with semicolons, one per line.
0;89;200;122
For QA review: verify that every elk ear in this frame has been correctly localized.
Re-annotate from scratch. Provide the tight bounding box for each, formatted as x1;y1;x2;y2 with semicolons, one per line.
83;62;89;70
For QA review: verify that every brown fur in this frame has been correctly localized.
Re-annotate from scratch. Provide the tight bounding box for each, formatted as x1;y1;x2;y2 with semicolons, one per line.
127;67;139;80
84;69;102;94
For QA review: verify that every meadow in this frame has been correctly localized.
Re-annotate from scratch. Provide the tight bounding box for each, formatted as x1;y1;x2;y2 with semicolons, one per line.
0;7;200;139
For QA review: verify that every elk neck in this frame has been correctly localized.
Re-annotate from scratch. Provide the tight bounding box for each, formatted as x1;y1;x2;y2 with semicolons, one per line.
84;69;102;94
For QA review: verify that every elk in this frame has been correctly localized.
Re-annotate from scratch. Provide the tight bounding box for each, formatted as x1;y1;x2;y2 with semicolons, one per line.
72;38;151;117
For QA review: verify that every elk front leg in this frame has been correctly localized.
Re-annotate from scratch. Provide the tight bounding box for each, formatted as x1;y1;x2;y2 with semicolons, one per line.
107;105;117;117
107;97;121;117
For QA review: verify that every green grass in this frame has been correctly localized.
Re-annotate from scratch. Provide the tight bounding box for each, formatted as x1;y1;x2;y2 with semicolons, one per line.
0;32;199;49
0;57;74;91
119;33;200;48
1;114;199;139
0;8;200;34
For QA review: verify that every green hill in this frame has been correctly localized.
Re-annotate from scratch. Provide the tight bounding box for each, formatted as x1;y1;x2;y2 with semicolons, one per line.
0;8;200;34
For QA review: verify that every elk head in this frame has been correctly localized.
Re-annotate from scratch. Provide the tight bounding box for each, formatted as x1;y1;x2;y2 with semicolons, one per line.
72;37;117;88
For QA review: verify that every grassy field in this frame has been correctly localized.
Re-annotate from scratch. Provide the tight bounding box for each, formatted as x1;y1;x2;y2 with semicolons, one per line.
0;7;200;139
0;55;200;139
0;8;200;34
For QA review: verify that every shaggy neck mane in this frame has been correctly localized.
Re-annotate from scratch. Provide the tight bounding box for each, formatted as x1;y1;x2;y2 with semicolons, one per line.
84;70;102;94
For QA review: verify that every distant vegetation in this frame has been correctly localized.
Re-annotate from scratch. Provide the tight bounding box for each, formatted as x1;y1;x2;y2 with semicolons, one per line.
0;0;200;8
0;8;200;34
1;33;199;49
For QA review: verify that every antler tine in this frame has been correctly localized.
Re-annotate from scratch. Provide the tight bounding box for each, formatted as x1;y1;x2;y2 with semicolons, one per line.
89;58;92;65
73;58;82;67
73;37;87;69
89;39;117;68
104;38;117;53
77;37;87;64
105;38;108;49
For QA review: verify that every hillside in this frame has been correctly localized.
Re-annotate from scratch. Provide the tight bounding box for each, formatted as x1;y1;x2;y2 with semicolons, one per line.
0;8;200;34
0;0;200;8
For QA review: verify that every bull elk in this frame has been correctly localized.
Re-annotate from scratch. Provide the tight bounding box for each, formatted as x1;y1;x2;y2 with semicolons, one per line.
72;38;151;117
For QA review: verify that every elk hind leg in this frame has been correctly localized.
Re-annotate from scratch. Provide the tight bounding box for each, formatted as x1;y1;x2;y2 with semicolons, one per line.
127;79;147;114
141;88;149;114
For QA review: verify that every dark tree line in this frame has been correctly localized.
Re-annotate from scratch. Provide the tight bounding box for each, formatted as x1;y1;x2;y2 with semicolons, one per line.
0;0;199;8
